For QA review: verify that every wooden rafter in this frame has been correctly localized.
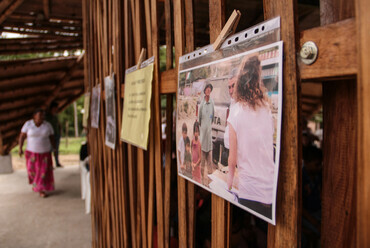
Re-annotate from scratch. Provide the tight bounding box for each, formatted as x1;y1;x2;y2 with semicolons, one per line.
58;89;84;111
0;95;46;112
0;85;54;101
43;0;50;19
0;70;63;90
9;13;82;25
43;52;85;108
1;22;82;36
0;0;24;25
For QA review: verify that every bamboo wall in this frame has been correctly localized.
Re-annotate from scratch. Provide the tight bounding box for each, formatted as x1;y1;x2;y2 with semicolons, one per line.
82;0;370;247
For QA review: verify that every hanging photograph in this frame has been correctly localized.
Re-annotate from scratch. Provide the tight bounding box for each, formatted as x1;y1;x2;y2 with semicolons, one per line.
91;84;101;129
105;75;116;149
176;41;283;224
82;92;90;128
120;57;154;150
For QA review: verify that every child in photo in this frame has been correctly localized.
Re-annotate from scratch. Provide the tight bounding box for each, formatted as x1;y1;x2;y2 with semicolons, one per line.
191;121;202;183
177;123;187;173
184;137;192;178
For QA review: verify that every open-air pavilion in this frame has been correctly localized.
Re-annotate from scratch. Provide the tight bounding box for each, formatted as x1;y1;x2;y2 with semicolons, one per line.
0;0;369;247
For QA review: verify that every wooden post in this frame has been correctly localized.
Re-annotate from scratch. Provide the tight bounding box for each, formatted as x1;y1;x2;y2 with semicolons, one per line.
173;0;188;247
320;0;357;247
356;0;370;246
263;0;301;247
208;1;230;248
151;0;165;246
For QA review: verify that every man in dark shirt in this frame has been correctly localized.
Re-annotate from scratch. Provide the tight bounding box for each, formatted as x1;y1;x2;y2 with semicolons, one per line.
46;101;63;168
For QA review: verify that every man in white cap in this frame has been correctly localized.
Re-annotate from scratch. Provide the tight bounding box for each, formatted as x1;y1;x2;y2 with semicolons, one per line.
198;81;214;186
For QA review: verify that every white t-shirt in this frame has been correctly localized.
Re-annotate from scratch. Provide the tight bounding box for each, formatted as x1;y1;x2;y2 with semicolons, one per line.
228;102;275;204
224;99;235;149
21;120;54;153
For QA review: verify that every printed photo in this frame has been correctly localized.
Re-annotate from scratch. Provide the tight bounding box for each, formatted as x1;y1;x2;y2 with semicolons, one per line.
105;75;116;149
91;84;101;129
176;41;283;224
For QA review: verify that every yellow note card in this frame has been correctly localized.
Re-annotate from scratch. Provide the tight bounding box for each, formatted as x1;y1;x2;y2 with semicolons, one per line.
120;63;154;150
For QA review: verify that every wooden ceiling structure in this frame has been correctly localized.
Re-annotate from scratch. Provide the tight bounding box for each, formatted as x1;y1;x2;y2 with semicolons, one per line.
0;0;85;155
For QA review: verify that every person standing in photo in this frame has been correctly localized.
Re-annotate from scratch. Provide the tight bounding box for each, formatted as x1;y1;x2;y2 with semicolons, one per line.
19;109;56;198
177;123;188;174
198;82;214;186
45;101;62;168
191;121;202;183
184;137;192;178
227;56;275;219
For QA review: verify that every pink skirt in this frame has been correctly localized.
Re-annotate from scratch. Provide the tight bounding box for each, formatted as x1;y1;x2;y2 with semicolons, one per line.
25;151;55;192
192;164;201;184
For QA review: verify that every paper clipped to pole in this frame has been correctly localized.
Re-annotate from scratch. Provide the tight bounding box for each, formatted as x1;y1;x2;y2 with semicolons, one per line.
120;57;155;150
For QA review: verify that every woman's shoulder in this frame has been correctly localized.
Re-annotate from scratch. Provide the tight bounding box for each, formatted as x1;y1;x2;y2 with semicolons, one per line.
23;119;34;127
42;121;54;130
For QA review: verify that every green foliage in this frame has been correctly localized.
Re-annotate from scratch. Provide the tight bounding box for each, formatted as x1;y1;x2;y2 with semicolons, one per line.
159;45;175;72
58;96;85;137
0;51;56;61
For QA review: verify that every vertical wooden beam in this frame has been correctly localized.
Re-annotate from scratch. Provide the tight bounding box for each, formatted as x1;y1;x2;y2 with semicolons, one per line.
43;0;50;19
173;0;188;247
164;94;173;248
322;81;357;247
356;0;370;246
151;0;165;246
163;0;174;247
263;0;301;247
209;0;225;43
208;1;229;248
184;1;196;248
144;2;155;248
165;0;173;70
320;0;356;247
144;0;152;56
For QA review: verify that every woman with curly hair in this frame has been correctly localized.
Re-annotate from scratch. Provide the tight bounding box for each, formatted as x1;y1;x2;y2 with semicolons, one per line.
226;55;275;219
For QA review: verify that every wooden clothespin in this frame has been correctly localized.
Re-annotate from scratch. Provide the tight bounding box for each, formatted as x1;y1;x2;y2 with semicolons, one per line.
136;48;147;70
213;10;241;51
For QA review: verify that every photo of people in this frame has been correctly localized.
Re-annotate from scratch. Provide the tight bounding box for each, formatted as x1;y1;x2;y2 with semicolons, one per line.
176;41;283;224
91;84;101;129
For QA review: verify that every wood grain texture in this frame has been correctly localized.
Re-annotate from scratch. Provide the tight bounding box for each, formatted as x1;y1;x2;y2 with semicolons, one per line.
0;0;24;25
299;18;357;81
322;81;357;248
320;0;357;247
264;0;301;247
173;0;187;247
356;0;370;246
151;0;165;246
160;69;177;94
208;1;230;248
164;94;173;248
165;0;173;70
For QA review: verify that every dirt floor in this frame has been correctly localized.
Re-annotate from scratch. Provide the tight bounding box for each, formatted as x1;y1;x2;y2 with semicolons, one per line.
12;154;80;170
0;164;91;248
